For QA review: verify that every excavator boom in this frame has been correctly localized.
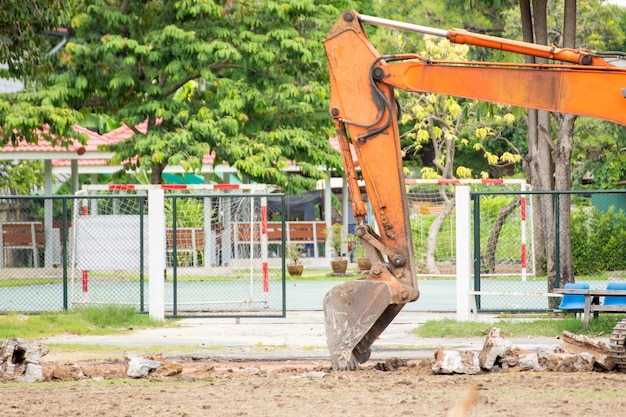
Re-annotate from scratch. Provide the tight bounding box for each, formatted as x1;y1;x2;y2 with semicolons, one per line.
323;10;626;370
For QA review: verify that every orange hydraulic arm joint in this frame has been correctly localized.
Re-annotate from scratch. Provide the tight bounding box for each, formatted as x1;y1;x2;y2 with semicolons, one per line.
322;10;626;371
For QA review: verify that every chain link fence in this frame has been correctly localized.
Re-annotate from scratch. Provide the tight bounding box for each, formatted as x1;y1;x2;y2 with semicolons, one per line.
407;179;532;278
0;189;288;317
0;195;70;312
3;187;626;315
404;182;626;312
472;189;626;312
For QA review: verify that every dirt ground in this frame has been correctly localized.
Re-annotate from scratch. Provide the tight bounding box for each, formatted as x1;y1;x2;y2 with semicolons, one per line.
2;354;626;417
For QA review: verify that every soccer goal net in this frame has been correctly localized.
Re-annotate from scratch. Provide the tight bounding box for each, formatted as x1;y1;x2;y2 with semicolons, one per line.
69;184;286;317
405;178;534;280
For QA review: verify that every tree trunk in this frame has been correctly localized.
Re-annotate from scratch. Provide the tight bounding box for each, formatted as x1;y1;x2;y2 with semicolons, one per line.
553;0;578;288
555;114;575;286
483;196;521;273
424;129;457;274
521;0;559;300
533;110;556;292
520;0;546;277
424;195;455;275
151;162;165;184
524;111;546;277
562;0;577;50
520;0;578;308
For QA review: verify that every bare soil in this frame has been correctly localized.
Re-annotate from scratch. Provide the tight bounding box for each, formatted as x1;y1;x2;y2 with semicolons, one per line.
2;355;626;417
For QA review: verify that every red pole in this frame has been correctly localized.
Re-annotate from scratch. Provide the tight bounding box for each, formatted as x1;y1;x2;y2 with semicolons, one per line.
82;270;89;292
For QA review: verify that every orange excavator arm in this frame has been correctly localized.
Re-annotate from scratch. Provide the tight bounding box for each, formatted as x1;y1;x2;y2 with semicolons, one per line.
323;10;626;370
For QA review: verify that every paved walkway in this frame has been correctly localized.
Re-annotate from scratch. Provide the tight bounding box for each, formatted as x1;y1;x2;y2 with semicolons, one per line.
43;310;565;362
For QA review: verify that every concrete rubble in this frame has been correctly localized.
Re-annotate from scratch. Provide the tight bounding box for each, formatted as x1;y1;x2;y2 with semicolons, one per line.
126;354;164;378
0;338;49;382
432;327;615;375
1;324;620;382
559;330;615;370
124;353;184;378
432;349;481;375
374;357;409;371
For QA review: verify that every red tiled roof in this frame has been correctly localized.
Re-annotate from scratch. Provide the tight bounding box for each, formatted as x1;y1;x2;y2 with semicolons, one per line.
0;124;119;155
1;121;216;169
103;120;148;142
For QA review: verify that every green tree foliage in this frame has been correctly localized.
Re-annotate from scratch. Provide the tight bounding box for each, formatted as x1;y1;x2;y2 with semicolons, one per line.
371;0;515;57
502;0;626;53
570;1;626;190
368;0;525;177
0;1;84;148
571;206;626;275
572;120;626;189
502;0;626;190
0;161;44;195
38;0;360;191
0;0;74;77
1;0;370;192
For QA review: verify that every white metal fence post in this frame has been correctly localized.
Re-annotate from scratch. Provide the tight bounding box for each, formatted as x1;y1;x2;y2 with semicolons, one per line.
455;186;472;321
148;188;165;320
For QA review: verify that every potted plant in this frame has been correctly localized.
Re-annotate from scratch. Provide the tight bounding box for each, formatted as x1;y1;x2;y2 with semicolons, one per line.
285;243;304;277
354;238;372;272
326;223;348;274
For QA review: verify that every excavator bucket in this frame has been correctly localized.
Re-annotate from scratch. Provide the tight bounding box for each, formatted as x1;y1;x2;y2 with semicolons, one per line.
323;279;406;370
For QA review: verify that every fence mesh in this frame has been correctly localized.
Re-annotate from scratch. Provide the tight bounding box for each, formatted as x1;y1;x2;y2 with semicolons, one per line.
472;190;626;312
0;196;71;312
166;191;285;316
2;189;626;314
0;189;287;317
406;179;533;279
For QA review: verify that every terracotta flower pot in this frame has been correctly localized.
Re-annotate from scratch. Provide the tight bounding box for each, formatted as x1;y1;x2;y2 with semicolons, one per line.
287;264;304;277
357;258;372;271
330;259;348;274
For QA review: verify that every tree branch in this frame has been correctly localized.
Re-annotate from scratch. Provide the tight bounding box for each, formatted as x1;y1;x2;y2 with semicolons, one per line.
209;59;258;74
162;73;201;97
119;0;130;14
79;97;119;115
126;120;145;136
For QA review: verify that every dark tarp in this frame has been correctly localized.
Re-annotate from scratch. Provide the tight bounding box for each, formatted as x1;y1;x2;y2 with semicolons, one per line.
268;190;323;220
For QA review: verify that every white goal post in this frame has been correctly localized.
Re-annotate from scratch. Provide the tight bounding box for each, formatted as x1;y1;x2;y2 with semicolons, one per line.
403;179;537;320
71;183;272;320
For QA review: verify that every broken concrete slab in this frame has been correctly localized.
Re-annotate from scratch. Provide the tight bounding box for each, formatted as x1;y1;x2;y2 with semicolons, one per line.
0;338;49;382
432;327;615;375
542;352;595;372
15;363;44;383
432;349;480;375
479;327;513;370
560;331;615;371
517;352;542;371
153;362;183;377
126;355;163;378
49;364;85;381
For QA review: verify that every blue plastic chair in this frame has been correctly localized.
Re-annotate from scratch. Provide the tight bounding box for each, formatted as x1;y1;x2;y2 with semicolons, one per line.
604;282;626;306
558;282;590;311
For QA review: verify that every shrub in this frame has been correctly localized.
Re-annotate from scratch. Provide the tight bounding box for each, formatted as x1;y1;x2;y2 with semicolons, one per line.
571;206;626;274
